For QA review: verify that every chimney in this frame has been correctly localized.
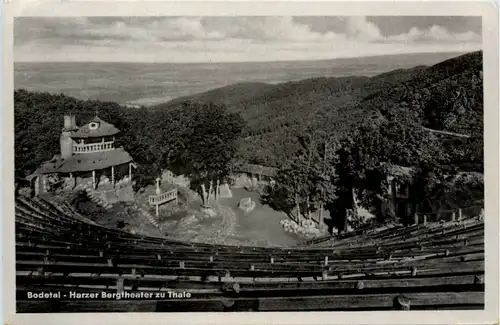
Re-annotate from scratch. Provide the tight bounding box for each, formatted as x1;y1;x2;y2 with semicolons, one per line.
61;114;74;160
63;115;72;130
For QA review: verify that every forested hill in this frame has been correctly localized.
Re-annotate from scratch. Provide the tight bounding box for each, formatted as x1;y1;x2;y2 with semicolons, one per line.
155;51;482;167
360;51;483;173
157;65;428;133
363;51;483;136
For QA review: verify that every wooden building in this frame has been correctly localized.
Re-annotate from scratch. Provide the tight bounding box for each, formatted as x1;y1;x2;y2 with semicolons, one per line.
231;163;278;188
28;114;136;196
381;164;415;225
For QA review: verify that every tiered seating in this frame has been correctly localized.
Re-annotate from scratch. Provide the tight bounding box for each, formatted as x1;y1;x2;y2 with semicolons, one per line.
15;196;484;312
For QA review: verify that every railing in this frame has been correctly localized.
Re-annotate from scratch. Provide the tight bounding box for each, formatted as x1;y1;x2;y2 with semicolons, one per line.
73;141;114;153
420;205;484;224
149;189;177;206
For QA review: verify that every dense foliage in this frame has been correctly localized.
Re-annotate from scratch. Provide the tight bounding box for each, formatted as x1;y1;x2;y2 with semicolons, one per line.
157;66;425;167
167;102;245;205
261;130;336;225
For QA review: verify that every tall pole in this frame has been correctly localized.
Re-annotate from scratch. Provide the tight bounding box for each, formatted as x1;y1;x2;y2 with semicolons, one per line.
156;178;161;195
319;140;328;228
111;165;115;188
35;176;41;196
70;172;76;189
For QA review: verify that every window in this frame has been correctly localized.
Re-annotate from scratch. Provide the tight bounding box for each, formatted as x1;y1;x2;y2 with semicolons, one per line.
395;182;409;198
89;122;99;130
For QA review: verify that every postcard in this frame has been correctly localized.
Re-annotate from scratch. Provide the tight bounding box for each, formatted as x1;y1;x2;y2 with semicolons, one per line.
2;1;498;324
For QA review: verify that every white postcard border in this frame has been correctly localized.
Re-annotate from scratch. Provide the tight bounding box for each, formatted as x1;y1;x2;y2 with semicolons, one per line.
2;1;498;325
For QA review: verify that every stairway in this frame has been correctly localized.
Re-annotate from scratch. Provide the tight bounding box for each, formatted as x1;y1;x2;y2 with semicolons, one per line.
133;188;164;230
135;202;160;228
75;184;113;210
74;183;161;233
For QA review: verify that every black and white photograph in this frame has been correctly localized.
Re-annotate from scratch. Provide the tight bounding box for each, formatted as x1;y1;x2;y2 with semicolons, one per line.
2;2;499;324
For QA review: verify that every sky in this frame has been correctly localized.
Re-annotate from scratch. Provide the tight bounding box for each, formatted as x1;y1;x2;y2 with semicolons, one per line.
14;16;482;63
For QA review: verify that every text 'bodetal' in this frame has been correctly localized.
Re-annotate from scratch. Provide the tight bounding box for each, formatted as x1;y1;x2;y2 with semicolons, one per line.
26;291;192;300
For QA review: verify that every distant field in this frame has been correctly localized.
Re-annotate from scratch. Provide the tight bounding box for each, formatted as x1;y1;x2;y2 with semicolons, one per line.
14;52;464;107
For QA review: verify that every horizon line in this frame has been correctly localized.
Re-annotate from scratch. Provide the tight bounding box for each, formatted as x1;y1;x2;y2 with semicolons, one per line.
13;50;477;65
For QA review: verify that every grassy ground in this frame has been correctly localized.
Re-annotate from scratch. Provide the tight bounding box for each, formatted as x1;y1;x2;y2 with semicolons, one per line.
220;187;301;247
67;184;303;247
146;185;302;247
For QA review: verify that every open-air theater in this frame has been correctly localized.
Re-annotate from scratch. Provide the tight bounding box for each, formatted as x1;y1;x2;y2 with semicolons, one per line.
15;114;485;312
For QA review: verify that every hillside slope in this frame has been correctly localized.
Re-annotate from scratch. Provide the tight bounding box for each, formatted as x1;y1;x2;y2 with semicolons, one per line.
157;52;482;168
361;51;483;172
367;51;483;135
157;65;427;166
159;66;427;131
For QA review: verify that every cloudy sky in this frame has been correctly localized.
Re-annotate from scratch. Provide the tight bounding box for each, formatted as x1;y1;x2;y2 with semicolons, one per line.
14;16;482;63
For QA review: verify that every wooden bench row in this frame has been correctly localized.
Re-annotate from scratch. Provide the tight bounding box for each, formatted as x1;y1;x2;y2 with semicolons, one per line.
16;290;484;312
17;273;484;293
16;230;483;265
16;217;483;254
15;244;484;271
16;239;482;270
324;220;482;251
16;257;484;281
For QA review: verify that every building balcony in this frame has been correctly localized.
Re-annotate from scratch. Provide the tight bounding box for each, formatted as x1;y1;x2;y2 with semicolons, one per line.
73;141;115;153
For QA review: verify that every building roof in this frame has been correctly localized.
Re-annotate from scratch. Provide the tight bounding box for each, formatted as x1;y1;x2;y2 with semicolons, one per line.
33;148;133;174
237;163;278;177
71;116;120;138
384;164;414;180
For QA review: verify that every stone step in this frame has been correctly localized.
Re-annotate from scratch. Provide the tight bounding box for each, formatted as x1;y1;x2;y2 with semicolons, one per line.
82;190;113;210
135;205;160;228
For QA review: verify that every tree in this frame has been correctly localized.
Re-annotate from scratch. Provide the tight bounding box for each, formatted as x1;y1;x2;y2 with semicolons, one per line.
261;164;305;224
262;130;336;226
329;113;445;229
169;102;245;207
298;130;337;226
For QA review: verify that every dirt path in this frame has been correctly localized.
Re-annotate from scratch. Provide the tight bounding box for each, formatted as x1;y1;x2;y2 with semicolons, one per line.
211;203;238;245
